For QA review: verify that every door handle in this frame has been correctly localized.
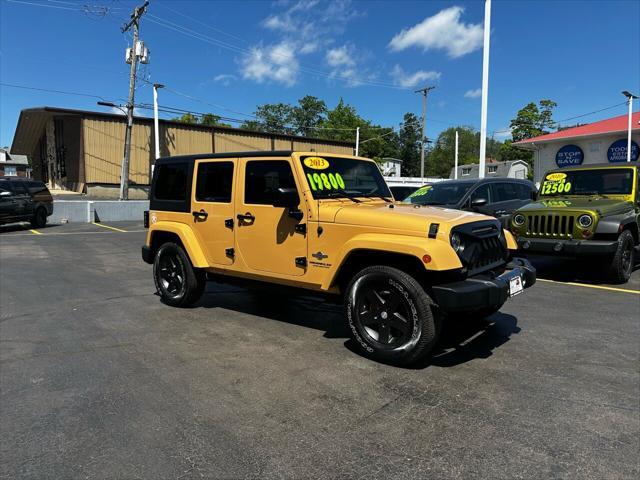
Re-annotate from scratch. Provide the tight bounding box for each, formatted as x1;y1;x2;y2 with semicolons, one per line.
192;209;208;220
237;212;255;223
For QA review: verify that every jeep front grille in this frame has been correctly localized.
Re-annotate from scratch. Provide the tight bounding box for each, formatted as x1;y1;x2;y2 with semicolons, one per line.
525;214;574;238
452;221;508;276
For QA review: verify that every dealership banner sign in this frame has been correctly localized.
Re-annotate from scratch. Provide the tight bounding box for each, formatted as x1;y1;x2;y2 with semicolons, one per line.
607;139;639;162
555;144;584;167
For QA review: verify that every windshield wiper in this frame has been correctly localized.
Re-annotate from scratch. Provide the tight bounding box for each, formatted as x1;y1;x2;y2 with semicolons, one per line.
318;190;362;202
360;193;392;203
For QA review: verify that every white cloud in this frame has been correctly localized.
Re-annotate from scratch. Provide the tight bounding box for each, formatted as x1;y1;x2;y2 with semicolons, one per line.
109;106;144;117
326;45;355;68
390;65;441;88
389;6;483;58
240;42;299;87
464;88;482;98
213;74;237;86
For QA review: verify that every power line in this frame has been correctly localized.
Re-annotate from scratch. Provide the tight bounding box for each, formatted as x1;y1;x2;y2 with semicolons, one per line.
0;81;108;100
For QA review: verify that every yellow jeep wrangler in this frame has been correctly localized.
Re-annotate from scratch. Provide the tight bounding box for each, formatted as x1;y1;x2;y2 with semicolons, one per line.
142;151;535;364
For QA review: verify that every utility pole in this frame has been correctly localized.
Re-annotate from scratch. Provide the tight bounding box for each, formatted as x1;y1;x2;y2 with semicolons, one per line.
120;0;149;200
355;127;360;156
415;86;435;179
478;0;492;179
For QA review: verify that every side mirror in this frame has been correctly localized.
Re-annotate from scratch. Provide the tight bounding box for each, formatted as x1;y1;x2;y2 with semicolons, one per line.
471;197;488;208
272;187;299;208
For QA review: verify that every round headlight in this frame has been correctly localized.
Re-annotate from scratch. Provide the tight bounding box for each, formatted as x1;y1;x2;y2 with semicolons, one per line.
450;232;463;252
513;214;526;227
577;214;593;228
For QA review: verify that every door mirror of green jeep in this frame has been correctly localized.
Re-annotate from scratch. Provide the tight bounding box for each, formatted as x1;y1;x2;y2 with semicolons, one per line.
272;187;299;208
471;197;488;208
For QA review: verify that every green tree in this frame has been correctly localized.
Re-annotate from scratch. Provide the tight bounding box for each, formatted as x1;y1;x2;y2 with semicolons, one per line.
200;113;230;127
248;103;295;134
291;96;327;136
172;113;198;124
510;99;557;142
426;127;480;177
397;113;421;176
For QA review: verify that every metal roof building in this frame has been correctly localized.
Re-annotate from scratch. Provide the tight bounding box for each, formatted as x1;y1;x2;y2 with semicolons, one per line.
10;106;355;198
449;160;529;179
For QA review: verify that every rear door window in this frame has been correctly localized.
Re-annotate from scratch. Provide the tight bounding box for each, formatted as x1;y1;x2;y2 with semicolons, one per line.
154;163;189;201
196;162;234;203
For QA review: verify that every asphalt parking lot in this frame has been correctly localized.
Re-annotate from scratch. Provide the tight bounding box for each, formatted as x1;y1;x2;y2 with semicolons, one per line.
1;222;639;479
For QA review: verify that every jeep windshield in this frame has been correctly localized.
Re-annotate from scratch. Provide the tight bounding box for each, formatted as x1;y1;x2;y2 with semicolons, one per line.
300;156;392;200
403;182;473;206
540;168;634;197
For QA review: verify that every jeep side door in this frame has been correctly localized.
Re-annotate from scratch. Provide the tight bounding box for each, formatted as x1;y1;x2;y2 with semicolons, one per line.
235;158;307;276
190;159;236;266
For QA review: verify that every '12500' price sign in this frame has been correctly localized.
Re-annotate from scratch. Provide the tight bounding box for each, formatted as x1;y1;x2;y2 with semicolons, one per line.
541;172;572;195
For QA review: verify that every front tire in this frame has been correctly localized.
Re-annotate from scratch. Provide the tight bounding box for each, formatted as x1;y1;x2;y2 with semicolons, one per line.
607;230;635;284
31;207;47;228
345;266;439;365
153;242;206;307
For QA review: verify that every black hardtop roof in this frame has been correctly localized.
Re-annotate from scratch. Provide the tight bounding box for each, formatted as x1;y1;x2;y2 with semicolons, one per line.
155;151;294;164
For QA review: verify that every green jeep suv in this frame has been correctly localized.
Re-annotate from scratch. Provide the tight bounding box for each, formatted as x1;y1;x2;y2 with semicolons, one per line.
510;163;639;283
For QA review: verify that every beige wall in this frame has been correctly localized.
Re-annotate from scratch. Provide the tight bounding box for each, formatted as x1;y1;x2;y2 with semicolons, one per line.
215;131;271;152
81;116;353;185
83;117;152;184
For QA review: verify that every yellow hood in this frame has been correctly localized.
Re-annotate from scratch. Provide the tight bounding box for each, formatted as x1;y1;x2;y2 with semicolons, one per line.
320;201;495;236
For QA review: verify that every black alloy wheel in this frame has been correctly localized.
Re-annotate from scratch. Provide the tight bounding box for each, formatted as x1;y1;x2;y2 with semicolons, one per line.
607;230;635;284
158;251;186;297
153;242;206;307
356;283;413;347
346;265;439;365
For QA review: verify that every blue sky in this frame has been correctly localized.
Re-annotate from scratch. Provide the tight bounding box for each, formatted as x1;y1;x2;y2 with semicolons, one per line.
1;0;639;148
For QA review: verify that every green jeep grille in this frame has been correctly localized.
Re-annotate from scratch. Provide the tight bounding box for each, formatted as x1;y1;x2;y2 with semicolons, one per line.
524;214;575;238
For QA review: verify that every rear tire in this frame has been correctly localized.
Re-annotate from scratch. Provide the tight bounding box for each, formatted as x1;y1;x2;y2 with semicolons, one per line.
606;230;634;284
31;207;47;228
345;265;440;365
153;242;206;307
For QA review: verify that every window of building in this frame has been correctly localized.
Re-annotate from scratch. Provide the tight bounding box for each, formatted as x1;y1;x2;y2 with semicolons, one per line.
196;162;234;203
4;166;17;176
461;167;472;176
245;161;296;205
154;163;189;201
487;165;498;174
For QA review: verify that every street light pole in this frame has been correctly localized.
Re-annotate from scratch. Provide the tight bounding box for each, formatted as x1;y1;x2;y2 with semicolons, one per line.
478;0;491;178
355;127;360;156
153;83;164;160
454;130;459;179
622;90;638;162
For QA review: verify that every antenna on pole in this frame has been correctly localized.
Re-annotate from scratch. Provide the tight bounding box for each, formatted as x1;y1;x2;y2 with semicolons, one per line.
415;86;436;179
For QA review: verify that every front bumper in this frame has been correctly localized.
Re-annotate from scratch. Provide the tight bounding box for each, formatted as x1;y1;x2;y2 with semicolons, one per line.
431;258;536;313
517;237;618;255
